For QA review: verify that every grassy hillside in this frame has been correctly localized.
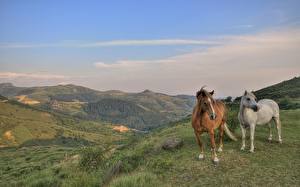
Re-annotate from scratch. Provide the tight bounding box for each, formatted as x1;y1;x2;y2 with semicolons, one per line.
106;109;300;186
254;76;300;99
0;83;195;130
1;109;299;186
254;77;300;110
234;77;300;109
0;100;127;148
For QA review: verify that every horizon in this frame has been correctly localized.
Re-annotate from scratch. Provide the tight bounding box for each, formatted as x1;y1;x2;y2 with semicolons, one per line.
1;76;298;98
1;1;300;97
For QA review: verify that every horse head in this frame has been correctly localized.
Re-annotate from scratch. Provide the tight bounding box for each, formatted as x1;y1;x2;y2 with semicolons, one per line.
241;90;259;112
196;86;216;120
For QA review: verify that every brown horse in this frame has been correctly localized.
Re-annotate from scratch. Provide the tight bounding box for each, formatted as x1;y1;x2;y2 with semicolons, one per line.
192;86;237;164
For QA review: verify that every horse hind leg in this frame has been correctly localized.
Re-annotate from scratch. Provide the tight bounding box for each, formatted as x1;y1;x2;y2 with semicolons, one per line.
268;122;273;142
274;117;282;143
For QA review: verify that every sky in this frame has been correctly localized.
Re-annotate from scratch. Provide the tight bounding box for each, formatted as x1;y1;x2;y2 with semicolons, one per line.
0;0;300;97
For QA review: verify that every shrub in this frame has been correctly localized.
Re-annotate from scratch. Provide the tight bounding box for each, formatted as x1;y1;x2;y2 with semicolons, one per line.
79;147;105;171
226;106;239;132
149;157;173;174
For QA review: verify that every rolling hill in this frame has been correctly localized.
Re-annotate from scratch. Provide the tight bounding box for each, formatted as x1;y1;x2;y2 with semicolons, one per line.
254;76;300;100
0;83;195;130
0;97;127;148
234;76;300;109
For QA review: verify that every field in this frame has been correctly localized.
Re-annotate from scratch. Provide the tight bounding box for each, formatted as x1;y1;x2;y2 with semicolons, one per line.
0;109;299;186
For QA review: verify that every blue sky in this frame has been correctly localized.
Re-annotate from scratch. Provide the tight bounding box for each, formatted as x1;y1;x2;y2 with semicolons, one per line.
0;0;299;96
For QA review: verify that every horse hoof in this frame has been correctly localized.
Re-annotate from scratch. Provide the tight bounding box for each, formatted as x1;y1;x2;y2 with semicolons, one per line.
278;140;282;144
198;154;204;160
240;147;245;151
249;149;254;153
212;158;219;164
268;138;272;143
217;147;223;152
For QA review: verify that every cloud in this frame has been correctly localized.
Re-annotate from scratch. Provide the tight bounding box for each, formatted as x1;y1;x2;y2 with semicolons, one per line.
0;72;69;87
0;72;67;79
1;28;299;96
94;59;175;69
230;24;254;29
0;39;221;49
91;28;300;96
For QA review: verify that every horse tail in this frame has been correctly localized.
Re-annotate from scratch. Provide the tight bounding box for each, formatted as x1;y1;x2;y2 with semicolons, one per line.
224;123;237;141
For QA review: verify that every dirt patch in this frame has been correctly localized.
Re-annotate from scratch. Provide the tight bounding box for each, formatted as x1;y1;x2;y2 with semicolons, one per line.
3;130;15;142
112;125;130;133
15;95;40;105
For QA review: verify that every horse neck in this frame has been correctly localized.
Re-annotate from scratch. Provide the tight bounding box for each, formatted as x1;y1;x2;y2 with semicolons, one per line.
195;102;208;126
239;103;248;121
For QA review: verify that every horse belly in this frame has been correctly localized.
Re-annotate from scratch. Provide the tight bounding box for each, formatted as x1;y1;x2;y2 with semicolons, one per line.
256;106;273;125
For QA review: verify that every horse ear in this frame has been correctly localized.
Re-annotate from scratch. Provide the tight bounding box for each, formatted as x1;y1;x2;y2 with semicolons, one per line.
209;90;214;95
244;90;247;96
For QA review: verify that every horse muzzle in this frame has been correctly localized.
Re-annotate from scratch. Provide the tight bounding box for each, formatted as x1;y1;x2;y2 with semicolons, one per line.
252;105;258;112
210;113;217;120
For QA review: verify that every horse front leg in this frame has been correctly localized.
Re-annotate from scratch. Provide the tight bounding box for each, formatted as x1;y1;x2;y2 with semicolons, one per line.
209;131;219;163
240;124;246;151
218;123;224;152
250;124;256;153
194;130;204;160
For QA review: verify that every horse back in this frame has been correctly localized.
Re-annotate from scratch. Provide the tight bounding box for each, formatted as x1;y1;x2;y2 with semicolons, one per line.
257;99;280;118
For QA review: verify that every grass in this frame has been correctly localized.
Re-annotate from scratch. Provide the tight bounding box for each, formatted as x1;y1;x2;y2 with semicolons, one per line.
0;109;299;186
0;101;128;147
106;109;300;186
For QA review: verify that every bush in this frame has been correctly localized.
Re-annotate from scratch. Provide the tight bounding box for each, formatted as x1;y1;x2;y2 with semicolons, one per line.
149;157;173;174
79;147;105;171
278;97;300;110
226;105;240;132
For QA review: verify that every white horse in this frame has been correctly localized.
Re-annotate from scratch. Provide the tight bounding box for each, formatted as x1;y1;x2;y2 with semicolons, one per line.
238;91;282;152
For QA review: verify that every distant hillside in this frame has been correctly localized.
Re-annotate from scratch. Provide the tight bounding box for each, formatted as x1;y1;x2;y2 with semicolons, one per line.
0;83;195;130
254;77;300;100
0;94;7;101
0;83;25;97
0;99;126;147
84;98;169;130
234;77;300;109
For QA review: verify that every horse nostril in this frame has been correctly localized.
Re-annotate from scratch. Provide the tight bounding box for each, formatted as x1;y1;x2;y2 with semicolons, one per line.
210;114;216;120
253;105;258;111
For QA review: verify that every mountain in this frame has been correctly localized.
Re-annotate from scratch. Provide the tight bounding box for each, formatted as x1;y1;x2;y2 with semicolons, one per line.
0;83;25;97
0;83;195;130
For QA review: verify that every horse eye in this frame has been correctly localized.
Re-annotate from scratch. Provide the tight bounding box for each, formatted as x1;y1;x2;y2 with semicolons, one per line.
246;98;250;101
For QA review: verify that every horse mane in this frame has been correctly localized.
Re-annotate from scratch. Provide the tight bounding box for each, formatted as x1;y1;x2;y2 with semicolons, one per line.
245;90;257;100
196;86;214;101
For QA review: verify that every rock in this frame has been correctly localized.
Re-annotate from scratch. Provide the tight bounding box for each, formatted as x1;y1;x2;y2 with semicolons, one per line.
162;137;183;150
